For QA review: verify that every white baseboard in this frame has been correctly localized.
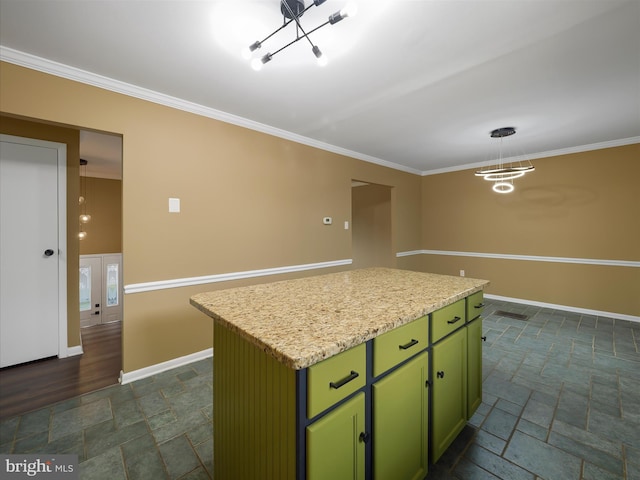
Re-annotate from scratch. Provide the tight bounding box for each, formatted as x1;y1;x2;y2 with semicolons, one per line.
66;345;84;357
485;294;640;323
119;348;213;385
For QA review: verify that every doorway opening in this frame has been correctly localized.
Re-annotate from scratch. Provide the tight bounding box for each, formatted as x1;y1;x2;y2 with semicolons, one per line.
78;129;123;383
0;126;123;419
351;180;394;269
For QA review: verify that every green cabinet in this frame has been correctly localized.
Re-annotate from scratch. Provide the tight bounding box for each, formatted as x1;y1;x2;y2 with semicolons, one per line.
431;327;467;463
373;314;429;377
308;343;366;418
373;352;429;480
466;291;484;322
306;392;366;480
466;317;483;418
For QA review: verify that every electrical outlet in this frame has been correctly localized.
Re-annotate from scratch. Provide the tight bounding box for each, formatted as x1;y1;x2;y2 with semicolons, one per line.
460;270;465;277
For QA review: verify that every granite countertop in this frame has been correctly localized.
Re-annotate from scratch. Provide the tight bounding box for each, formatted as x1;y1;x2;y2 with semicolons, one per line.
190;267;489;370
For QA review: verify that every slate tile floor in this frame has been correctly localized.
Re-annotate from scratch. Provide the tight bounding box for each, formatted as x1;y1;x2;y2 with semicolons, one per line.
0;299;638;479
429;299;640;480
0;359;214;479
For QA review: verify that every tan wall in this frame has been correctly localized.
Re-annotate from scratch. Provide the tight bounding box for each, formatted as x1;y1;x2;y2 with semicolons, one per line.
0;114;81;347
0;62;423;372
79;177;122;255
352;183;394;269
421;144;640;316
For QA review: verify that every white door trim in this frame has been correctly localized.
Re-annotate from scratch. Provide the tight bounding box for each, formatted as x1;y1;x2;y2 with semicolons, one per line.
0;134;68;359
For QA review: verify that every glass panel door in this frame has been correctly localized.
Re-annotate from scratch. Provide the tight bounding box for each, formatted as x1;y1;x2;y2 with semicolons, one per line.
79;256;102;327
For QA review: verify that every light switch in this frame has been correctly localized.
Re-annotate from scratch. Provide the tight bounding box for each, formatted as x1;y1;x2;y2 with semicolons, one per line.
169;197;180;213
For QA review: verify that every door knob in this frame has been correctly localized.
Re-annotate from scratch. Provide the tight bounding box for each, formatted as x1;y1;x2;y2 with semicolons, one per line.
44;249;55;257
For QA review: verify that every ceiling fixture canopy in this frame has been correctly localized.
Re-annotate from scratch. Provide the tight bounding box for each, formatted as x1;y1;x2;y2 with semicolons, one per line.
475;127;535;194
243;0;357;70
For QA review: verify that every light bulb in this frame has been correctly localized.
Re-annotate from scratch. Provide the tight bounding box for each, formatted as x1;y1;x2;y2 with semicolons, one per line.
492;182;514;194
313;46;328;66
251;58;263;71
78;231;87;240
341;1;358;17
241;47;252;60
79;214;92;223
79;196;85;205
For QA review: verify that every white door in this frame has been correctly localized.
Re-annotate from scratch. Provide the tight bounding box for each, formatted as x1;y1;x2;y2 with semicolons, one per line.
0;136;65;367
80;253;123;327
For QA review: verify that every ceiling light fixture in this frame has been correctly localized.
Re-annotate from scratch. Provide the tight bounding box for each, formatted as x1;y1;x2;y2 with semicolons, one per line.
243;0;357;70
79;159;91;240
475;127;535;194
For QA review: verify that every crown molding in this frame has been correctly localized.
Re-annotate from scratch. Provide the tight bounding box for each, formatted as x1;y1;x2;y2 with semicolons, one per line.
3;46;636;178
421;137;640;176
0;46;421;175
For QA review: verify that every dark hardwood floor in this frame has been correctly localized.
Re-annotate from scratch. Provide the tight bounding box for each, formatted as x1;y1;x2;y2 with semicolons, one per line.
0;321;122;420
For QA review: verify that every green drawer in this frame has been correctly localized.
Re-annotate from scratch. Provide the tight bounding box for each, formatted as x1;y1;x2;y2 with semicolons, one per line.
373;315;429;377
466;291;484;321
432;299;465;343
307;343;366;418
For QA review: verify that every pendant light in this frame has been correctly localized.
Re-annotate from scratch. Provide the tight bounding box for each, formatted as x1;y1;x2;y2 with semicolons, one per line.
475;127;534;193
78;159;91;240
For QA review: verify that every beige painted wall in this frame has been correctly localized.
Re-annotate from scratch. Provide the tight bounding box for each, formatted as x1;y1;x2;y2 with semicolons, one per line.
351;182;393;269
0;114;81;347
2;60;636;374
0;62;422;372
79;177;122;255
421;144;640;316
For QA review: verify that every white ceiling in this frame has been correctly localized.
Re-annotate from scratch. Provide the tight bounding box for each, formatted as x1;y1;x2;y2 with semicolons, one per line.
1;0;639;178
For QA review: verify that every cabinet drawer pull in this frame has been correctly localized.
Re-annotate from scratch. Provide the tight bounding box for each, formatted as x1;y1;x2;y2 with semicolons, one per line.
359;431;370;443
329;370;359;390
399;338;419;350
474;303;485;309
437;371;445;379
481;336;487;342
447;316;462;325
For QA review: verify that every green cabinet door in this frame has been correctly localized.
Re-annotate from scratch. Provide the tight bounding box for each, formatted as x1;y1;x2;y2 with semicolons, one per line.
307;392;366;480
432;328;467;463
467;318;483;418
373;352;429;480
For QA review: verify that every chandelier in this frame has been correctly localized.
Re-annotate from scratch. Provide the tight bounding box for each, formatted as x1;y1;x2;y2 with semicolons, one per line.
475;127;535;194
243;0;357;70
78;159;91;240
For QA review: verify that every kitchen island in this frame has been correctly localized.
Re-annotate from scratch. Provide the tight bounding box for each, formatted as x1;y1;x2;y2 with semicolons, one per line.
191;267;489;480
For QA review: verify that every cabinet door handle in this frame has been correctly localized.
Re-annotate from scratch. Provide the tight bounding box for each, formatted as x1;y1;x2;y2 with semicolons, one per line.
399;338;419;350
475;303;485;309
329;370;359;390
481;336;487;342
359;432;370;443
437;371;445;379
447;316;462;325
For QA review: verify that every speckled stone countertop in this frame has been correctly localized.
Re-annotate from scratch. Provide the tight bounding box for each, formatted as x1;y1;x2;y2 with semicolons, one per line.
190;268;489;370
